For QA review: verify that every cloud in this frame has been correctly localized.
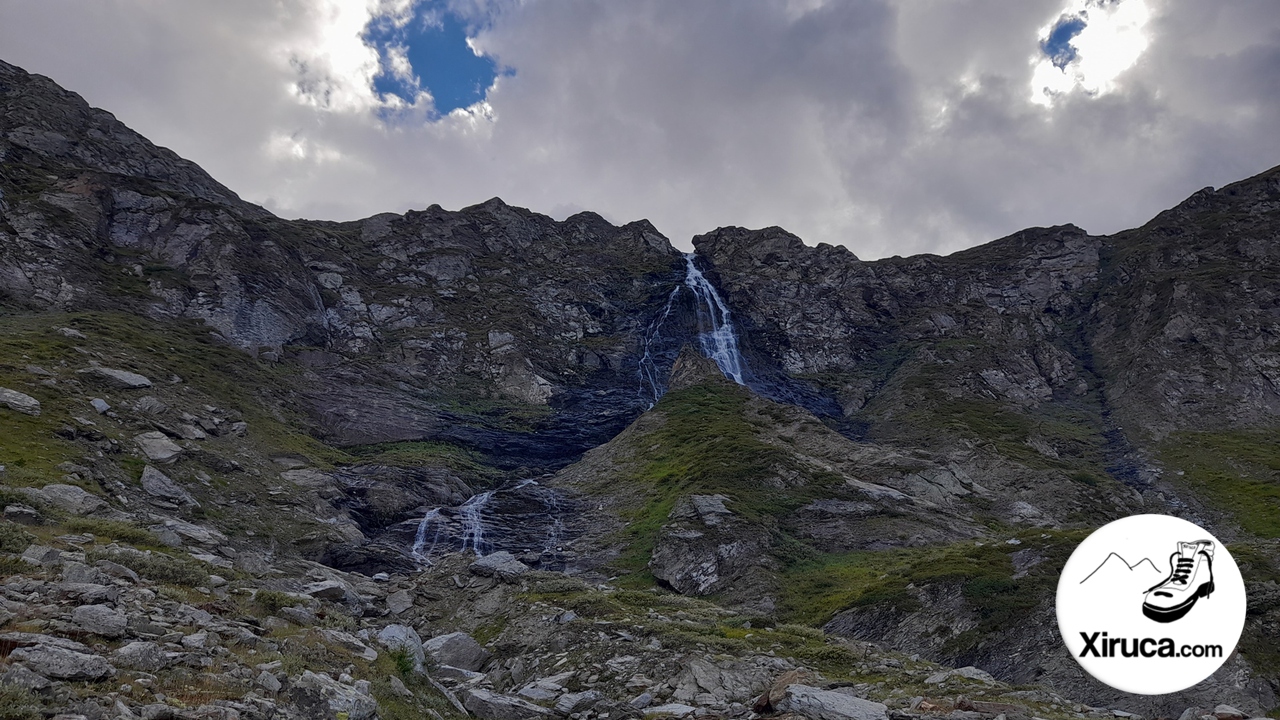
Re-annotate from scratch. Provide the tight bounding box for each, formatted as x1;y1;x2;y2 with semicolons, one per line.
1030;0;1153;106
0;0;1278;259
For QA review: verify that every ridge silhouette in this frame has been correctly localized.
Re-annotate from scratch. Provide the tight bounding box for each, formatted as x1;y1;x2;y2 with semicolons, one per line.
1080;552;1161;584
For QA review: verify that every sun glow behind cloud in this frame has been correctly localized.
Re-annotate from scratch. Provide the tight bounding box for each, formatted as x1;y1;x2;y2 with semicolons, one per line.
278;0;500;118
1031;0;1152;106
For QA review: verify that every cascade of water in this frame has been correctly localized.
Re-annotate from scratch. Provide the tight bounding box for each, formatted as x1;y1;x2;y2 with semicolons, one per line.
683;253;746;384
458;490;495;556
544;491;564;551
638;285;683;406
410;508;444;563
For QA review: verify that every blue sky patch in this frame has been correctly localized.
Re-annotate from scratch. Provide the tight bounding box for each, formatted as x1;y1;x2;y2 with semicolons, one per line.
365;3;504;115
1042;14;1087;69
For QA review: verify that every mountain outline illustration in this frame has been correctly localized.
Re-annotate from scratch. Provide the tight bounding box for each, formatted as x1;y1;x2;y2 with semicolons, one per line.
1080;552;1163;584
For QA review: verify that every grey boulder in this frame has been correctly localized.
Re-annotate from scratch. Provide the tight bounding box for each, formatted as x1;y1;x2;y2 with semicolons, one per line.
469;551;529;581
72;604;128;638
112;641;174;672
134;431;183;464
386;589;413;614
81;366;152;389
0;387;41;416
293;670;378;720
9;643;115;680
376;624;425;672
24;484;106;516
140;465;198;507
775;685;888;720
463;688;555;720
424;631;491;671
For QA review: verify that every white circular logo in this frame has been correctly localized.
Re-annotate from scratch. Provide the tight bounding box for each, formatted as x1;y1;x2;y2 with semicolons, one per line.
1056;514;1246;695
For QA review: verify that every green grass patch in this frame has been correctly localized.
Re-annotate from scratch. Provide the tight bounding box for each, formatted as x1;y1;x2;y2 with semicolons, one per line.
61;518;158;547
254;590;301;614
1161;430;1280;538
348;440;498;480
598;378;836;580
0;684;41;720
779;529;1089;633
0;522;35;555
86;548;210;587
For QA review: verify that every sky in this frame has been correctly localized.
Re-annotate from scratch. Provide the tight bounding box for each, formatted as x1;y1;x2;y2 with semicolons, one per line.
1;0;1278;259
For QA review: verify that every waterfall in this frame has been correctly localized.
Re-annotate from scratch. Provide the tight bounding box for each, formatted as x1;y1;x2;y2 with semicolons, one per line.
458;490;495;555
638;285;682;406
544;490;565;551
683;253;746;384
410;508;444;562
407;478;565;565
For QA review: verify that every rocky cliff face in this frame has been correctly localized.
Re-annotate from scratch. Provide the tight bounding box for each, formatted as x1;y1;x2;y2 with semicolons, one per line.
1;58;1278;720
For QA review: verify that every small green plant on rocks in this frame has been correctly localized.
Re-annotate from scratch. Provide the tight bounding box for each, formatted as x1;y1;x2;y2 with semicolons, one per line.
0;521;35;555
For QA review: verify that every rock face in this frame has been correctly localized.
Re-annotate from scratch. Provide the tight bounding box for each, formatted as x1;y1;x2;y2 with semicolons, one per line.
649;494;771;596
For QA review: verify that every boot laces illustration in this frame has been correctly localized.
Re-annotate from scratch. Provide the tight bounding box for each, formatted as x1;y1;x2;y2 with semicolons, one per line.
1142;540;1214;623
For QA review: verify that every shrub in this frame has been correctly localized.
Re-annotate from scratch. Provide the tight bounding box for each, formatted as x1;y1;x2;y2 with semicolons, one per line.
389;647;416;678
87;549;209;587
0;522;35;555
254;590;298;614
0;685;40;720
63;518;156;546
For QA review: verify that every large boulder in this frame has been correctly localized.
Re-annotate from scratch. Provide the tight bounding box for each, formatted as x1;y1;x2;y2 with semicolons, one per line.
23;484;106;516
462;688;555;720
80;366;152;389
774;685;888;720
386;589;413;614
555;691;604;715
112;641;175;672
134;431;183;464
317;629;378;661
9;643;115;680
150;519;227;547
72;604;128;638
469;551;529;581
424;631;491;672
0;387;41;416
292;670;378;720
923;666;997;685
139;466;198;507
376;624;425;672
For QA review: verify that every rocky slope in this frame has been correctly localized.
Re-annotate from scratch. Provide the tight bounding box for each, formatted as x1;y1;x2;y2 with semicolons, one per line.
1;58;1278;720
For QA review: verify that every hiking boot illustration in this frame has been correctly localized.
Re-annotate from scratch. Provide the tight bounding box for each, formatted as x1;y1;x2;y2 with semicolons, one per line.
1142;540;1214;623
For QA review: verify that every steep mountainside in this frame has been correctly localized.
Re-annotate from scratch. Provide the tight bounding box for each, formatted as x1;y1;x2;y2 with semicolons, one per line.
0;59;1277;720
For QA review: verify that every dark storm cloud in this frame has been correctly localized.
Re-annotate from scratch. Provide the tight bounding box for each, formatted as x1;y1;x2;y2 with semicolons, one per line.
0;0;1277;258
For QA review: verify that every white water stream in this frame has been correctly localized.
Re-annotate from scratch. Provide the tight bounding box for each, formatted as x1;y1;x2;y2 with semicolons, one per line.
637;253;749;404
683;253;747;384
